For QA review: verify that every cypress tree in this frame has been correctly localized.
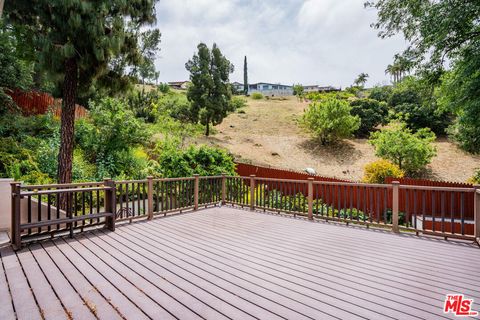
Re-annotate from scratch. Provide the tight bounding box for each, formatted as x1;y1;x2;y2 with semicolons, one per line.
243;56;248;96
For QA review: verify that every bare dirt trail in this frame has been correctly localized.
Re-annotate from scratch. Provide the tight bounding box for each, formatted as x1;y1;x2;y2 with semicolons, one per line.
194;96;480;182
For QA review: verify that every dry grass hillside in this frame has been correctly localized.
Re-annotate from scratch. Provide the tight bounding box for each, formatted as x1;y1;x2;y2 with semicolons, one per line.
194;96;480;182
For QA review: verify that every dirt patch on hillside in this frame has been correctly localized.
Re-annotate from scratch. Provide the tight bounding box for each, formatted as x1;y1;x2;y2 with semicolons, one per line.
193;96;480;182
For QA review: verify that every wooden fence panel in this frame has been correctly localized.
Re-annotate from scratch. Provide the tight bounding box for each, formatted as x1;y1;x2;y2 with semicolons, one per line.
8;89;88;119
236;163;475;234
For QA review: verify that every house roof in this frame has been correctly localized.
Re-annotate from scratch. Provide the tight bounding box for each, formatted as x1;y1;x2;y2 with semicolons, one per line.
249;82;293;88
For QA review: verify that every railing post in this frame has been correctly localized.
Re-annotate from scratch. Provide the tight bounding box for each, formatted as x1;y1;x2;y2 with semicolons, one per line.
194;174;199;211
474;185;480;242
10;182;21;250
308;178;314;220
147;176;154;220
104;178;116;231
250;175;255;211
221;173;226;205
392;181;400;233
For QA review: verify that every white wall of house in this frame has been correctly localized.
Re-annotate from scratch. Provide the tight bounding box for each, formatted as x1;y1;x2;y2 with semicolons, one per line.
248;83;293;96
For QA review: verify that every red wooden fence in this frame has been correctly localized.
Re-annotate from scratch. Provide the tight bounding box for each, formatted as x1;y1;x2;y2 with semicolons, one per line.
235;162;475;234
9;89;88;119
235;162;351;183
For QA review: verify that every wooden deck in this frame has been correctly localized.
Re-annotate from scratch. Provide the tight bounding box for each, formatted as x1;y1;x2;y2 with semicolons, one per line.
1;206;479;320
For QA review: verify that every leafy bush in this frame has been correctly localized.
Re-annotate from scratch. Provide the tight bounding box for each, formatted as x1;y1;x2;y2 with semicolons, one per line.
368;85;393;102
157;144;236;178
302;98;360;145
76;97;149;179
350;98;388;136
0;112;58;141
157;83;170;94
369;122;437;174
362;160;404;184
251;92;264;100
468;169;480;184
389;77;450;134
306;91;354;102
438;45;480;153
230;96;247;110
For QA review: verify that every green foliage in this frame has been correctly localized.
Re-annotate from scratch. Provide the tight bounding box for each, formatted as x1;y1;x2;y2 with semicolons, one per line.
367;0;480;153
389;76;450;134
362;160;404;183
0;22;33;114
439;44;480;153
127;89;162;123
302;98;360;145
230;96;247;111
185;43;234;136
6;0;159;183
154;91;195;123
157;145;236;178
369;122;437;173
134;28;161;85
368;85;393;102
251;92;264;100
75;97;149;179
350;98;388;136
293;84;304;96
157;83;170;94
353;73;369;87
468;169;480;185
306;91;354;101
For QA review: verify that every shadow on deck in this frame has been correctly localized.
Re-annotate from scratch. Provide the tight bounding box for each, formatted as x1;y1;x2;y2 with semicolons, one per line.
1;206;479;320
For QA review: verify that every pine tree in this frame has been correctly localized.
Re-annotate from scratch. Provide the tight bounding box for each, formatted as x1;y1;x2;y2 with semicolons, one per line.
243;56;248;96
186;43;234;136
5;0;159;184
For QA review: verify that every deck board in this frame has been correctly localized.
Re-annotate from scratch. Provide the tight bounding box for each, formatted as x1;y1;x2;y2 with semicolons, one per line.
16;247;67;320
1;206;479;319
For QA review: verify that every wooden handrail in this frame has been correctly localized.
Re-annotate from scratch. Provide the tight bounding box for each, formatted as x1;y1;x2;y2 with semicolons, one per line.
20;186;112;196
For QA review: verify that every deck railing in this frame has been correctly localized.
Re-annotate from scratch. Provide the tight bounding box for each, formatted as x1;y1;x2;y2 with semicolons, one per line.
10;175;480;248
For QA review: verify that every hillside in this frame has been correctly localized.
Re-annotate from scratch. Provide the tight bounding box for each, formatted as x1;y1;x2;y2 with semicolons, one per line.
195;96;480;182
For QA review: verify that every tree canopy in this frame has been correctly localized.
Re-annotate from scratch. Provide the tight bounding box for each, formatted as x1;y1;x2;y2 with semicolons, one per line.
5;0;159;183
185;43;234;136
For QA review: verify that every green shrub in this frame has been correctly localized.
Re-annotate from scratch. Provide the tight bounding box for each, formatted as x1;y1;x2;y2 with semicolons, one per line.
368;85;393;102
350;98;388;136
362;160;404;184
302;98;360;145
369;122;437;174
76;97;149;179
468;169;480;184
157;144;236;178
389;77;450;134
251;92;264;100
230;96;247;110
157;83;170;94
306;91;354;101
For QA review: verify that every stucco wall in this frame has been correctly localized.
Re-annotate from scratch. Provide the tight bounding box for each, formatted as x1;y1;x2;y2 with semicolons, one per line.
0;179;13;232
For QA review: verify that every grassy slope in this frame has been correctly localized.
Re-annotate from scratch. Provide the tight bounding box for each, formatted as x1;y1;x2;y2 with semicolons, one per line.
194;96;480;182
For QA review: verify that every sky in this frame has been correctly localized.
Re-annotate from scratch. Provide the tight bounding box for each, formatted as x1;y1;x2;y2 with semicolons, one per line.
154;0;408;88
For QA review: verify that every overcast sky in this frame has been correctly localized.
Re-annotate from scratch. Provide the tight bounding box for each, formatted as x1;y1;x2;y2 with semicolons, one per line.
154;0;407;88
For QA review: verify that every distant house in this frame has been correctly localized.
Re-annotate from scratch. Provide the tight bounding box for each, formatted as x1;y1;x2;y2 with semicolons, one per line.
248;82;293;96
303;85;320;93
318;86;341;93
168;81;190;90
232;81;245;93
302;85;341;93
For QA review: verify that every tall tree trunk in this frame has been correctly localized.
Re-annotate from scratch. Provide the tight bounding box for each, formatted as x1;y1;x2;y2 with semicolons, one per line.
205;120;210;136
57;58;78;184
